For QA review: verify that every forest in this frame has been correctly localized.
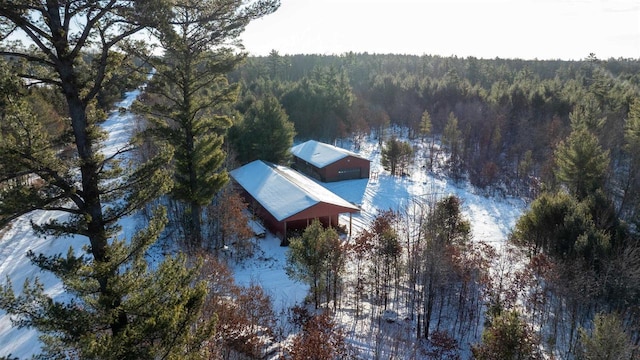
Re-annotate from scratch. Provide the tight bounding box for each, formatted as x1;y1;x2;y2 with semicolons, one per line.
229;52;640;358
1;1;640;359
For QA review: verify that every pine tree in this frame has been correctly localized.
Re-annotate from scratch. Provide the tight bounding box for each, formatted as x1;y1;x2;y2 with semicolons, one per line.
472;310;542;360
136;0;279;248
286;220;342;309
381;137;413;176
443;112;463;176
621;98;640;223
229;94;296;165
0;209;216;359
578;312;637;360
555;128;610;201
419;109;432;141
0;3;175;352
428;195;471;247
512;191;611;264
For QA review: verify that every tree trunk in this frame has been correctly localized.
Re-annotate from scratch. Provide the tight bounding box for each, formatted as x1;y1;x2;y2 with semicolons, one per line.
63;69;128;335
424;278;434;339
190;200;202;249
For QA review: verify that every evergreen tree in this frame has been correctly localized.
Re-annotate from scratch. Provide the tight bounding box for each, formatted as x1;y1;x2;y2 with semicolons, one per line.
419;195;471;338
555;128;610;201
0;58;216;358
286;220;341;309
569;96;606;133
266;49;287;80
381;137;413;176
280;66;353;140
419;109;432;141
137;0;279;248
624;99;640;161
229;94;296;165
621;98;640;223
0;3;176;353
428;195;471;247
472;310;542;360
0;209;216;359
443;112;463;176
578;312;637;360
512;191;611;264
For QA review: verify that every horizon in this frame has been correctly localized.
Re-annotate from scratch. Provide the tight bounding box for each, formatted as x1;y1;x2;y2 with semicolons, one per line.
240;0;640;61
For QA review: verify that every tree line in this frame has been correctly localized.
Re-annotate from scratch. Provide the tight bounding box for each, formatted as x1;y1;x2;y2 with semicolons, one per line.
246;53;640;357
232;53;640;210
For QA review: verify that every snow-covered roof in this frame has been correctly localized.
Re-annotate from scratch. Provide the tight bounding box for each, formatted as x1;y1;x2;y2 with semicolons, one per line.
230;160;359;221
291;140;368;168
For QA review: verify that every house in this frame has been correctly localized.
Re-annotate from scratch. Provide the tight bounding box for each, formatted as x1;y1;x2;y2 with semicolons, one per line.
290;140;370;182
229;160;360;241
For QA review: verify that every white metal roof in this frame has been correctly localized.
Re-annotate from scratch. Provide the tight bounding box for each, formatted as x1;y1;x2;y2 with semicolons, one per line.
229;160;359;221
290;140;367;168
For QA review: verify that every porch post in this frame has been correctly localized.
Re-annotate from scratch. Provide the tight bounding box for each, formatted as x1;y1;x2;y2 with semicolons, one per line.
283;221;288;246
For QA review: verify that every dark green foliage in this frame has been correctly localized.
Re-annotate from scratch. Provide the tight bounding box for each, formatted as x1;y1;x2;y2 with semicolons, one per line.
621;98;640;225
0;0;174;266
512;192;611;265
232;54;640;217
555;128;610;201
428;195;471;247
442;112;463;178
472;310;542;360
381;137;413;176
578;312;638;360
280;66;354;140
286;220;344;309
419;109;432;140
136;0;279;247
0;209;216;359
229;94;296;165
94;51;149;111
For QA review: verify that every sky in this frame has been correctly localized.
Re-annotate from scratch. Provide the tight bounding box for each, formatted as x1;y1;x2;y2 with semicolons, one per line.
240;0;640;60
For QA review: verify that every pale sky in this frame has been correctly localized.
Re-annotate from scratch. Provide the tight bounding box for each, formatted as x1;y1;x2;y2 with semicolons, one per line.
241;0;640;60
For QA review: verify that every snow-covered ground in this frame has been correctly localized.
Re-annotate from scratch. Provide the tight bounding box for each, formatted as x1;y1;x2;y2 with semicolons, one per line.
0;90;527;358
230;136;528;358
232;136;526;307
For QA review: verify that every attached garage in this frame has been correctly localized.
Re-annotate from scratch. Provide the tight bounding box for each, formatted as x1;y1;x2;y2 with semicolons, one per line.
229;160;360;242
291;140;370;182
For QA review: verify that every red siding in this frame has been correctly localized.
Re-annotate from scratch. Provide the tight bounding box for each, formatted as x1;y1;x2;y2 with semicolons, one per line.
234;185;357;240
293;155;370;182
321;156;370;182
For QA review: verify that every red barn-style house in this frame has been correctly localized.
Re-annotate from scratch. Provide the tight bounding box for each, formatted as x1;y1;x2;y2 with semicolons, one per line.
291;140;370;182
230;160;360;241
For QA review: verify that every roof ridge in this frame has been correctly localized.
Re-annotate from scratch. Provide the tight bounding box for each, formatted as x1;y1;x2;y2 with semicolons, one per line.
267;162;322;203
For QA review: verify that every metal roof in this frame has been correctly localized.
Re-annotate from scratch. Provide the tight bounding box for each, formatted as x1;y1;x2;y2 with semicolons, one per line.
229;160;359;221
290;140;368;168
